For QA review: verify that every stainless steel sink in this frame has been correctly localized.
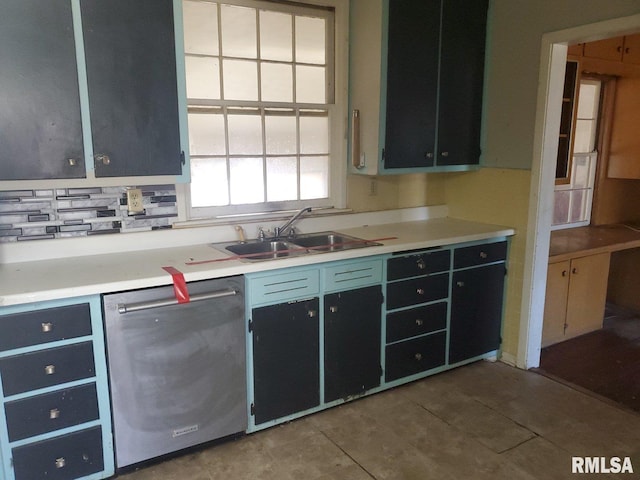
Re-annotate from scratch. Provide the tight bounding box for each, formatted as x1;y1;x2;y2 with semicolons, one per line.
213;231;381;262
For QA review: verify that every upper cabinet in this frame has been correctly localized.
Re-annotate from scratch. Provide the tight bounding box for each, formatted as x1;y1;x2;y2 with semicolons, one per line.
582;34;640;65
349;0;488;175
0;0;185;183
0;0;85;180
81;0;183;177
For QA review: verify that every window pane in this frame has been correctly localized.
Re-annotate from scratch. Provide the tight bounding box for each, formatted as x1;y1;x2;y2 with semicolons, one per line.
191;157;228;207
185;56;220;99
574;119;595;153
230;157;264;204
296;65;326;103
295;16;325;64
261;63;293;102
260;11;292;62
267;157;298;201
571;154;591;188
265;114;297;154
183;1;219;55
553;190;570;225
577;83;599;118
223;59;258;100
300;115;328;154
188;113;226;155
220;4;257;58
570;189;588;223
228;112;262;155
300;156;328;199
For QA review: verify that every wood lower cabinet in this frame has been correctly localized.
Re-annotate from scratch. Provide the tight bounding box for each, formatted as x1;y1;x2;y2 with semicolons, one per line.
542;252;611;347
251;298;320;425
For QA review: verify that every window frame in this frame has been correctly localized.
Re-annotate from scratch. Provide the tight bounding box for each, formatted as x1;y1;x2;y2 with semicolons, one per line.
179;0;348;220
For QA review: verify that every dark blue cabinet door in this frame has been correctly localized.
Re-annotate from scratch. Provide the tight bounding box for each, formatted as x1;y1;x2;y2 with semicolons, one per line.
81;0;182;177
0;0;85;180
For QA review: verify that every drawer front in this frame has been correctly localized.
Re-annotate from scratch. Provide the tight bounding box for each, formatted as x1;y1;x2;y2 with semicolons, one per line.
386;302;447;343
386;273;449;310
454;241;507;269
249;269;320;305
12;426;104;480
0;303;92;352
387;249;450;280
324;258;383;292
5;383;99;442
0;342;95;396
385;332;446;382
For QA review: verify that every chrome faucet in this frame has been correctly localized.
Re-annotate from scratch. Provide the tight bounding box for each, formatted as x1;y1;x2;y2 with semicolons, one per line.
274;207;312;238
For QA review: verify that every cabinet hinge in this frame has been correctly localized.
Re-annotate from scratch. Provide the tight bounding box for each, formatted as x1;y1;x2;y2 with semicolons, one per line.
248;319;253;333
180;150;186;166
250;403;255;416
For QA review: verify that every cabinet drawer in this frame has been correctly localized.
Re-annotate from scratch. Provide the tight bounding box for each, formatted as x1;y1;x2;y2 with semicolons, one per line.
12;426;104;480
249;269;320;305
386;273;449;310
454;241;507;269
386;302;447;343
385;332;446;382
5;383;99;442
0;303;92;352
324;258;383;292
387;249;450;280
0;342;95;396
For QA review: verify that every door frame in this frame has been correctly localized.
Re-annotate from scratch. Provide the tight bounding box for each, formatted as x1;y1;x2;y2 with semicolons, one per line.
519;13;640;369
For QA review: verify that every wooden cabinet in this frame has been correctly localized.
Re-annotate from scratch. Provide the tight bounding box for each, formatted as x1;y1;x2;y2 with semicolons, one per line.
582;34;640;65
81;0;183;177
0;297;114;480
0;0;85;180
607;76;640;179
449;242;507;364
349;0;488;174
542;252;610;347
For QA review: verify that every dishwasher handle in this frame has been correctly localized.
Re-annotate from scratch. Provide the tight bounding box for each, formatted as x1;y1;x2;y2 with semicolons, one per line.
117;288;238;314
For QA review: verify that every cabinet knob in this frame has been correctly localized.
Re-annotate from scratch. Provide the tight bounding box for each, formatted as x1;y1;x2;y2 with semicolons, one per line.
50;408;60;420
55;457;66;469
479;251;488;259
67;158;78;167
41;322;53;333
572;267;578;275
456;281;465;287
561;270;568;277
415;319;424;326
414;353;423;361
425;152;434;159
416;288;425;295
416;258;426;270
329;306;338;313
441;151;449;157
95;153;111;165
307;310;317;318
45;364;56;375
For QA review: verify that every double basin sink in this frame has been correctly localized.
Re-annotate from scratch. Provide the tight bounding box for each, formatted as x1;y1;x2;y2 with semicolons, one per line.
214;231;381;262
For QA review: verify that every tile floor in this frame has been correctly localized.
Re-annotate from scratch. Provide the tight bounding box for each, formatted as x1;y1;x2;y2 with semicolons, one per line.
120;361;640;480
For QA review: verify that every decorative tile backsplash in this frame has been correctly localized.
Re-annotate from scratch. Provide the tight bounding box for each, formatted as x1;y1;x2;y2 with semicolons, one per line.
0;185;178;242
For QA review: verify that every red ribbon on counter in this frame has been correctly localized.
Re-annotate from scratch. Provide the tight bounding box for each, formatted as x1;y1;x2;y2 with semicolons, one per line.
162;266;190;303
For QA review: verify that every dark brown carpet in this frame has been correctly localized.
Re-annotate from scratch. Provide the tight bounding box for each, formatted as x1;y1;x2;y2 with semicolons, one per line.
539;304;640;412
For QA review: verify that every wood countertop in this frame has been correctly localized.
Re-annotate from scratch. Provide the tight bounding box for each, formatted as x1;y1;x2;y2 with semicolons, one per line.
549;224;640;262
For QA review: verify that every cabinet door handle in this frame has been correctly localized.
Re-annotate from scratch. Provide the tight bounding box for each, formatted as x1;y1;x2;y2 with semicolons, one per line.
50;408;61;420
425;152;434;159
416;258;426;270
416;288;425;295
45;365;56;375
55;457;66;469
67;158;78;167
41;322;53;333
308;309;318;318
94;153;111;166
572;267;578;275
561;270;568;277
479;251;488;259
441;151;449;157
414;353;423;361
456;281;465;287
329;306;338;313
415;319;424;326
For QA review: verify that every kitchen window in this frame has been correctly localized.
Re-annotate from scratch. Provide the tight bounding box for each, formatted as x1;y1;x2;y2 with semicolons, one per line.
181;0;347;219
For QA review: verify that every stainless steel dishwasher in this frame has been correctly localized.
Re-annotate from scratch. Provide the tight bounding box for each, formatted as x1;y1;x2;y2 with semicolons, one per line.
102;276;246;469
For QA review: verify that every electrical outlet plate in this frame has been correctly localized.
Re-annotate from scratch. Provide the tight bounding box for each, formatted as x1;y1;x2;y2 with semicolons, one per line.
126;188;144;214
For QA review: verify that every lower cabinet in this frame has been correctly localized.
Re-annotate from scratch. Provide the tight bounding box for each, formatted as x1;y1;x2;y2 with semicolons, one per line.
0;297;114;480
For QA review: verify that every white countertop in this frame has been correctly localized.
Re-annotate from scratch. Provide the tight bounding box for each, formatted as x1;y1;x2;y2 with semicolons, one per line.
0;217;514;307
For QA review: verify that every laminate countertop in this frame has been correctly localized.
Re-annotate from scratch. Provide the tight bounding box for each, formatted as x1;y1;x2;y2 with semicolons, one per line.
549;224;640;262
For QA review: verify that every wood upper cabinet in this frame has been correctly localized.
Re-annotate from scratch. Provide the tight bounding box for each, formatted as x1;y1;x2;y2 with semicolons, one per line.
582;34;640;65
81;0;183;177
0;0;85;180
607;76;640;179
542;253;610;347
622;34;640;65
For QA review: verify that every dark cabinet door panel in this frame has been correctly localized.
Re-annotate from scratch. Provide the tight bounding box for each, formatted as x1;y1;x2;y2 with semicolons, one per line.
81;0;182;177
324;286;382;402
0;0;84;180
252;299;320;424
385;332;446;382
449;264;505;364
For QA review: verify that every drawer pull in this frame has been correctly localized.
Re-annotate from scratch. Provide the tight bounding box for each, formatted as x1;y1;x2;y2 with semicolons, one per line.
45;365;56;375
55;457;66;469
456;281;465;287
416;319;424;326
416;258;426;270
41;322;53;333
416;288;425;295
414;353;423;361
308;309;317;318
49;408;60;419
329;306;338;313
479;251;488;259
